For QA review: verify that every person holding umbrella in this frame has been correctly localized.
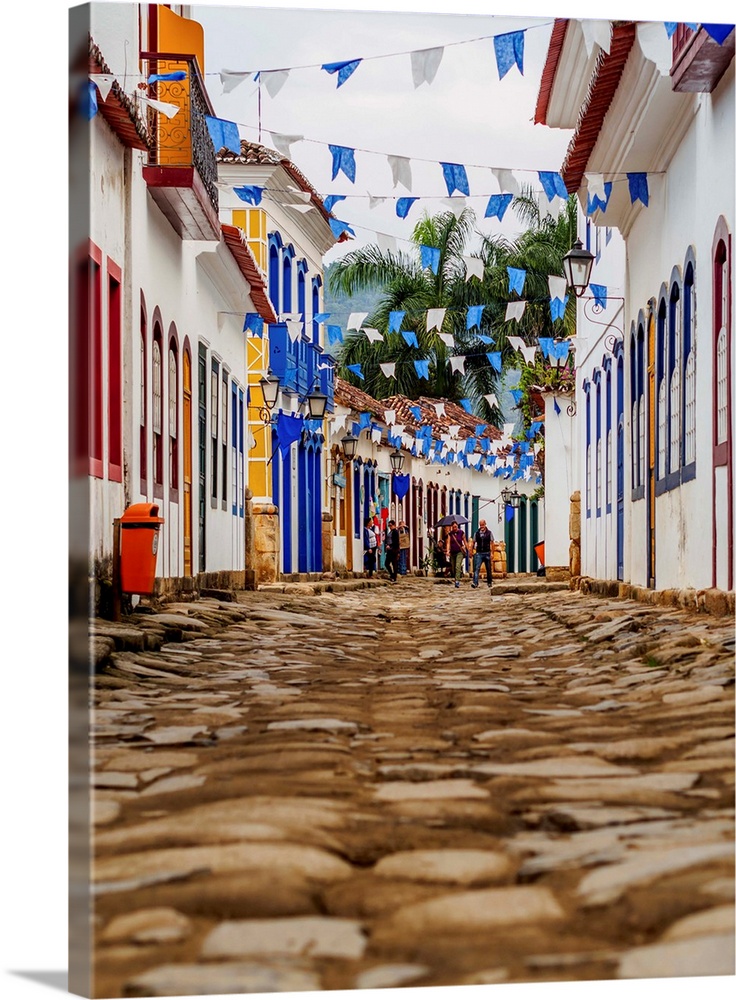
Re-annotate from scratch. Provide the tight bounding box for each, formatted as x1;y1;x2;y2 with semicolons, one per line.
445;519;469;589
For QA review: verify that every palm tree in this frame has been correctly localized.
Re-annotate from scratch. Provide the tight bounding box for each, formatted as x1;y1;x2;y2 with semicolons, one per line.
329;195;578;424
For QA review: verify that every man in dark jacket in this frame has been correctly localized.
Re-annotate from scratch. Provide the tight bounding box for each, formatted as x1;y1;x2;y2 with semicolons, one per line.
385;519;400;583
471;518;494;589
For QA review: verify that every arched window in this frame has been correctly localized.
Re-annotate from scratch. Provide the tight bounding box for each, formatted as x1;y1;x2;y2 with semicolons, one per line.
629;329;637;490
268;241;280;312
715;244;730;447
683;255;696;472
668;274;681;474
168;338;178;492
297;260;307;331
312;276;322;344
282;246;294;314
656;295;667;481
594;372;602;516
584;381;592;516
605;363;612;513
152;324;163;492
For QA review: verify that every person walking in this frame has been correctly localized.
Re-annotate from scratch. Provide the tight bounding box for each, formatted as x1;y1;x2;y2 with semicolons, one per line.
385;519;400;583
446;521;468;589
398;519;410;575
470;518;494;590
363;517;378;578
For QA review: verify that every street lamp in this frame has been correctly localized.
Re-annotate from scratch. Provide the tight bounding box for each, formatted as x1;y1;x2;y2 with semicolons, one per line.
501;486;522;509
389;448;405;473
341;432;358;459
305;387;328;420
257;371;280;423
562;239;595;298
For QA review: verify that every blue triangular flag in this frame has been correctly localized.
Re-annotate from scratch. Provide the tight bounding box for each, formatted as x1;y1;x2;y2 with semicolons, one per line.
510;389;523;404
485;193;513;220
554;398;561;415
507;267;526;296
589;284;608;309
329;144;356;183
409;405;422;421
205;116;241;154
358;411;372;430
440;162;470;197
329;218;355;239
414;359;430;379
664;22;678;37
487;352;502;371
396;197;419;219
327;325;344;345
538;337;553;358
243;313;264;337
402;330;419;348
321;59;362;87
388;310;405;333
82;80;98;120
478;334;494;345
275;412;304;455
323;194;346;213
148;71;187;83
460;399;473;413
420;245;441;274
466;304;485;329
702;24;735;44
347;363;364;380
538;171;568;201
313;312;330;323
586;181;612;215
627;172;649;207
494;30;525;79
550;296;568;322
233;185;263;205
505;505;515;521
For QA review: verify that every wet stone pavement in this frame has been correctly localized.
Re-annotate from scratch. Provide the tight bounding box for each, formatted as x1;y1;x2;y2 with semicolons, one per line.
89;579;735;997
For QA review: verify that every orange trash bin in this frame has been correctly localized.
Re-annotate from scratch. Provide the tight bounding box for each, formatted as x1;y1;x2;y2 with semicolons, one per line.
533;540;545;568
119;503;164;594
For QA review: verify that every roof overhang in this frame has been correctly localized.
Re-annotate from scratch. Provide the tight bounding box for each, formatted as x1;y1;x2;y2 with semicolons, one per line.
221;224;278;324
89;40;149;151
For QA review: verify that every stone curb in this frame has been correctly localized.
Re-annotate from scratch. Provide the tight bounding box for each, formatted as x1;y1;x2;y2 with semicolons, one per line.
574;576;736;618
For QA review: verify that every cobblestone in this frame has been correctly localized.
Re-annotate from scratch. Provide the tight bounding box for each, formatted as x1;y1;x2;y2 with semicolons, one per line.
89;580;734;996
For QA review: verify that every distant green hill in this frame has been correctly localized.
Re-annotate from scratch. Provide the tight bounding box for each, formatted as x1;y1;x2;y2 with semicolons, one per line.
322;262;383;336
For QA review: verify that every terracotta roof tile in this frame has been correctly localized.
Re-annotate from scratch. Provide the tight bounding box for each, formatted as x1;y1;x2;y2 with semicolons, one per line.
534;18;569;125
220;224;278;324
89;39;150;151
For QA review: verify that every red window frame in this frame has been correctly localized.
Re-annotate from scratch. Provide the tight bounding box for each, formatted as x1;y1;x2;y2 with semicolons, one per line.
107;258;122;482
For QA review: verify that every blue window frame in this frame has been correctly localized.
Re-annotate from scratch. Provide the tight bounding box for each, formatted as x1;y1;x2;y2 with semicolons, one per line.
682;253;696;479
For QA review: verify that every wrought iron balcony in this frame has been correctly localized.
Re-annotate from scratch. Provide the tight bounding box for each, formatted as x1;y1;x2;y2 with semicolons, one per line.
671;24;735;93
141;53;220;240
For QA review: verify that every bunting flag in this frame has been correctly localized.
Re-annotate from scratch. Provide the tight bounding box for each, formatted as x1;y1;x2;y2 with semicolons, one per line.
520;344;538;364
388;310;405;333
448;424;461;436
494;30;525;79
550;296;568;321
313;312;330;323
554;397;562;415
388;155;412;191
347;312;368;329
368;193;387;210
441;197;466;218
82;80;98;119
538;171;568;201
329;218;355;239
411;46;444;87
205;116;241;153
89;74;115;101
548;275;567;301
364;328;383;342
243;313;264;337
414;359;430;379
268;132;303;157
141;96;180;119
393;473;411;499
380;362;396;378
347;363;365;380
484;393;499;409
627;172;649;206
220;69;252;93
581;19;612;55
508;336;525;352
275;412;304;454
378;233;398;253
323;194;346;213
233;185;263;205
466;304;485;329
438;332;454;346
433;402;446;417
477;334;495;344
330;144;356;183
507;267;526;296
441;162;470;197
262;70;289;97
485;193;514;220
702;24;735;45
463;256;484;281
487;352;502;372
148;70;187;83
636;23;672;75
459;399;474;413
402;330;419;348
450;356;466;374
327;325;344;345
321;58;362;87
371;426;383;443
586;178;613;214
426;308;446;331
396;197;418;218
590;284;608;309
420;245;441;273
493;168;520;197
287;320;302;342
505;300;526;322
384;409;396;424
409;406;422;420
358;412;372;430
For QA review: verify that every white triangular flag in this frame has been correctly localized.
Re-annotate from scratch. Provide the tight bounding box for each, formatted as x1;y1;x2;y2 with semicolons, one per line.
505;300;526;323
468;453;481;467
140;96;180;119
263;70;289;97
220;69;252;93
392;424;405;436
347;312;368;330
383;409;396;425
441;197;465;218
371;426;382;443
368;193;387;210
484;393;498;409
438;332;454;347
450;356;466;374
332;412;347;433
286;320;302;343
503;423;515;437
433;402;446;417
521;344;538;364
402;433;413;448
636;22;672;76
380;362;396;378
548;275;567;300
426;308;446;332
493;168;520;197
449;425;460;437
463;256;484;281
89;74;115;101
411;46;444;87
269;132;303;158
377;232;398;254
508;336;526;352
581;19;612;56
388;155;412;192
585;172;607;201
364;328;383;342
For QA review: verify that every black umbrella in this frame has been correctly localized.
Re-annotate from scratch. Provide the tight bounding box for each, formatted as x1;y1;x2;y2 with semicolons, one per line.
435;514;469;527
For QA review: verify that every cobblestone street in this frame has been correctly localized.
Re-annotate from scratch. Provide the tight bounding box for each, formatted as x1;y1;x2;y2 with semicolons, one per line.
89;580;734;998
